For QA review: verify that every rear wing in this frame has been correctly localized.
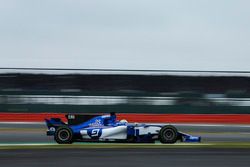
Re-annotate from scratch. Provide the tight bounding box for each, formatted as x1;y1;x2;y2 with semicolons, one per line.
45;118;65;128
45;118;66;136
45;113;114;127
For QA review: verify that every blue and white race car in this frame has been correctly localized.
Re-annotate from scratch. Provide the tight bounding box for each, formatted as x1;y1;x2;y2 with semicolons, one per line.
45;113;201;144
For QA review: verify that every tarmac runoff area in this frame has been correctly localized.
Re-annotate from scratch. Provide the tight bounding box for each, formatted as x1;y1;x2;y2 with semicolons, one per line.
0;147;250;167
1;123;250;167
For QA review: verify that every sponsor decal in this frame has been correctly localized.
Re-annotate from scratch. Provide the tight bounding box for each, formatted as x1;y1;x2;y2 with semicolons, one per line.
88;119;102;127
49;127;56;132
68;114;75;119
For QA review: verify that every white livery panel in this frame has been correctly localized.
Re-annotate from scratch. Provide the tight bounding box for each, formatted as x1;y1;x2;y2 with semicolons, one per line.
80;126;127;140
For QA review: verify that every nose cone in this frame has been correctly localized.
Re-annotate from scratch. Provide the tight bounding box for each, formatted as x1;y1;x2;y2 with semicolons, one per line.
184;135;201;142
179;132;201;142
190;136;201;142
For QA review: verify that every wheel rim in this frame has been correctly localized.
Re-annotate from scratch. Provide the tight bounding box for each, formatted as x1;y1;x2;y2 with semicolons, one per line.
58;129;70;141
163;129;175;141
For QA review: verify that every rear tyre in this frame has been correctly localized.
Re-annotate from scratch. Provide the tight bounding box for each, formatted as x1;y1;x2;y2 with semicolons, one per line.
54;126;74;144
159;125;178;144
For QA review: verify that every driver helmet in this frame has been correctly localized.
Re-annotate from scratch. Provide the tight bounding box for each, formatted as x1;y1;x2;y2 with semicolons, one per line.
119;119;128;123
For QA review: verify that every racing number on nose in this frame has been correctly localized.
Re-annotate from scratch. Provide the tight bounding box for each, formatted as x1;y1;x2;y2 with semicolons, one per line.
91;129;100;137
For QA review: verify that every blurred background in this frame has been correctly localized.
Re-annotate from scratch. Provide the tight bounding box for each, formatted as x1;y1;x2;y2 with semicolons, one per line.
1;0;250;116
1;68;250;114
0;0;250;126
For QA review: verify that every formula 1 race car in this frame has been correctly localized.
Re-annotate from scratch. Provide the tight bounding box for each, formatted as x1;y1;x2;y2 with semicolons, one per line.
45;113;201;144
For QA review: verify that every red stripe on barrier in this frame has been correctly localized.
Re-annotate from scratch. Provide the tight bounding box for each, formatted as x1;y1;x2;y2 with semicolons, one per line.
0;113;250;124
117;114;250;124
0;113;67;122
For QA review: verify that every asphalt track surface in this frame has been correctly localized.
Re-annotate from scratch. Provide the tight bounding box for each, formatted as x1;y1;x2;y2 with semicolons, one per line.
1;123;250;167
1;148;250;167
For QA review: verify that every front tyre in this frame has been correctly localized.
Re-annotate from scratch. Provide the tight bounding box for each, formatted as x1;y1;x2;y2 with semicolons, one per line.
54;126;74;144
159;125;178;144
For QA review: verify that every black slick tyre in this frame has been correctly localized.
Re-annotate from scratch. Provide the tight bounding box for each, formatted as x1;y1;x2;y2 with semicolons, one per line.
54;126;74;144
159;125;178;144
